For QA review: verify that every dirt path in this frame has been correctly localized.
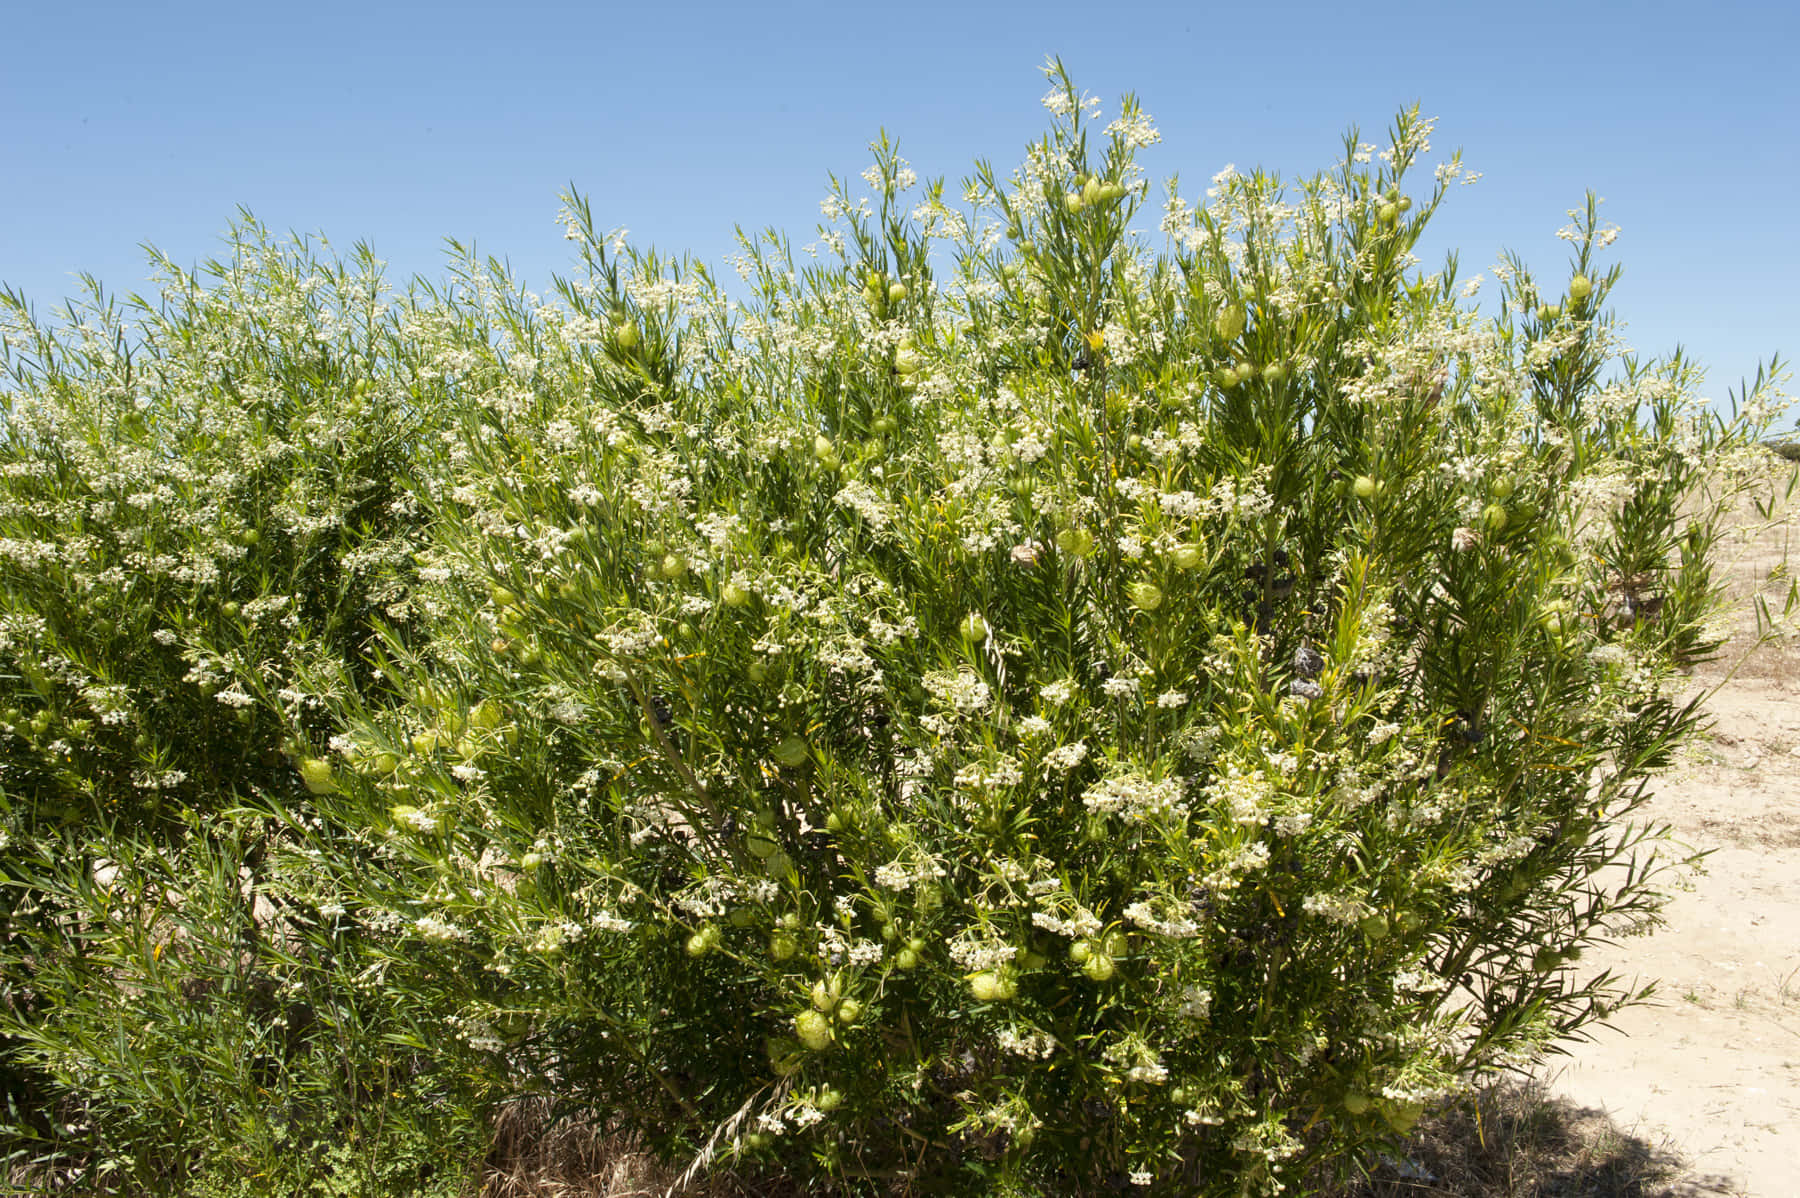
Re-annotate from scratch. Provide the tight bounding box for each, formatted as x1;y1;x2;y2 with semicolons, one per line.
1543;487;1800;1197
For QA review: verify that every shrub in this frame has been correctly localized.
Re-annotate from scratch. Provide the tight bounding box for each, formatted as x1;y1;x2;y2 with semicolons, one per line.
0;227;479;1192
2;62;1793;1196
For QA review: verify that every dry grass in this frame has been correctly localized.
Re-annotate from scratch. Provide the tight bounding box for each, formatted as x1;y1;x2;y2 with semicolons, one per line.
471;1078;1729;1198
477;1099;802;1198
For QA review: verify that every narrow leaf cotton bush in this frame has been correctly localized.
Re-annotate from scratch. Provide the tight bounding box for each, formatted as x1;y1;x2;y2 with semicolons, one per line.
2;61;1793;1197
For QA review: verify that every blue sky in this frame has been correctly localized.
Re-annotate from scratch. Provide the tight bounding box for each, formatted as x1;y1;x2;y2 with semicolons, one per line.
4;0;1795;424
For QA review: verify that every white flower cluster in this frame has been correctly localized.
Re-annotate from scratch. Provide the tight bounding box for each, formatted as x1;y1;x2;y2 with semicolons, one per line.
922;668;992;713
954;758;1024;790
1102;1036;1168;1084
1302;892;1371;926
1124;898;1200;938
1206;766;1273;826
1082;773;1185;821
1042;741;1088;771
872;854;944;893
996;1025;1059;1059
414;915;469;943
947;934;1017;973
1030;898;1102;939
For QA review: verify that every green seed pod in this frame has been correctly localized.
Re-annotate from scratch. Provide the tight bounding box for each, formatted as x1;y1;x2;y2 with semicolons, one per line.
1056;527;1096;558
795;1009;834;1051
298;757;337;796
969;970;1016;1001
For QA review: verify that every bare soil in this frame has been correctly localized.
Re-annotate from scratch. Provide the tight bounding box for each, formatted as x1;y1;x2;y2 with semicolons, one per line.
1536;473;1800;1197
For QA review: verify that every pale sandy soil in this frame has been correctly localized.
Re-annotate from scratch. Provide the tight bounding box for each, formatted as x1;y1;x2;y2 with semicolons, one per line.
1543;469;1800;1197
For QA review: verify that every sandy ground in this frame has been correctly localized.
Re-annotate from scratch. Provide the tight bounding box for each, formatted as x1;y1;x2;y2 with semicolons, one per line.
1542;474;1800;1197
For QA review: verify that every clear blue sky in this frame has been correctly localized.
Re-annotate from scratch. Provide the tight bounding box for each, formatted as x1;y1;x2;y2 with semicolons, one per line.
4;0;1795;425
